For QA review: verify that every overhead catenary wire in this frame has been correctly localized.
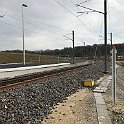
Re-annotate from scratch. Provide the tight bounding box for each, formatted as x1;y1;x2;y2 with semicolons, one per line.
1;11;79;45
76;4;104;34
0;11;67;37
0;20;63;41
75;1;106;41
0;0;108;49
0;9;66;32
0;9;68;41
0;9;76;47
53;0;97;42
1;1;102;41
54;0;96;34
54;0;104;42
79;0;92;4
76;4;104;14
70;0;96;33
76;4;104;37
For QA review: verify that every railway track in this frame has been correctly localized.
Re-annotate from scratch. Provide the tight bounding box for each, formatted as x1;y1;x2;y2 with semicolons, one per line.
0;61;93;93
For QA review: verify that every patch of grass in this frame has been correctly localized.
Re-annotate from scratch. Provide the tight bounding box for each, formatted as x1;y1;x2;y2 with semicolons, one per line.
0;52;68;64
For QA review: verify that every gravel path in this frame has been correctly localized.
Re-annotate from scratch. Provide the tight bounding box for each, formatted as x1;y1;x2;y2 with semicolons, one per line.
103;64;124;124
0;60;110;124
42;89;98;124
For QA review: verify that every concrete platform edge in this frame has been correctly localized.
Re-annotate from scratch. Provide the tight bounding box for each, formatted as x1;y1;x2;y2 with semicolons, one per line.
94;75;112;124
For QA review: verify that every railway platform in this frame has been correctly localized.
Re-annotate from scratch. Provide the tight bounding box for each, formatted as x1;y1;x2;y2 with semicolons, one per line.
0;61;91;79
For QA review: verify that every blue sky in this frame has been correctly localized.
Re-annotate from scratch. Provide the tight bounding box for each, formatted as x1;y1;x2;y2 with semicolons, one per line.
0;0;123;50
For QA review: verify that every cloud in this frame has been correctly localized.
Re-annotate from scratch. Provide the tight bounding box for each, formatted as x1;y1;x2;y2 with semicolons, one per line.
0;0;123;50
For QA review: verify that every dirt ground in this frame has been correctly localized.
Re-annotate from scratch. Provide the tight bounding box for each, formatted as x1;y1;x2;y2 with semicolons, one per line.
103;64;124;124
41;62;124;124
41;76;108;124
42;88;98;124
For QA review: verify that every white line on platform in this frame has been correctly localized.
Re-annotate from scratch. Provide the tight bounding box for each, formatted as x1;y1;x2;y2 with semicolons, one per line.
0;63;70;72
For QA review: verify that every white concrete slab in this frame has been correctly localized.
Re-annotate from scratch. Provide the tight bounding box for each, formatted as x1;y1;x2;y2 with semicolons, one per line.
93;76;112;124
93;89;105;93
93;87;107;93
94;92;112;124
0;63;70;79
93;75;112;93
0;63;70;72
0;61;92;79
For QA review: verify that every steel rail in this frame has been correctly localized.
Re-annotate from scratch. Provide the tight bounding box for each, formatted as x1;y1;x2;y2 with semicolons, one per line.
0;62;92;93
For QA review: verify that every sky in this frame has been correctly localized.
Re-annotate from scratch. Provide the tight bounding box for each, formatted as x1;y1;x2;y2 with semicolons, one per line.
0;0;124;51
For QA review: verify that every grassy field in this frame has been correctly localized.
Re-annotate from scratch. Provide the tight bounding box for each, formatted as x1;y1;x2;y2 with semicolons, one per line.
0;52;68;64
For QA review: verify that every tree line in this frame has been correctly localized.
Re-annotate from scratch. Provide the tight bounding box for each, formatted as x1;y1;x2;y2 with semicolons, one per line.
2;43;124;59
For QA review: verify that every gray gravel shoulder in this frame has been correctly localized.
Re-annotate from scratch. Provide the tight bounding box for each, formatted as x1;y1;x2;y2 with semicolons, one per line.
0;60;109;124
103;65;124;124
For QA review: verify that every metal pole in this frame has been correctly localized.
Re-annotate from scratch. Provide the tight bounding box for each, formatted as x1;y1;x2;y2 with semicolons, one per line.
22;4;27;66
110;33;112;49
104;0;108;73
0;15;4;63
22;5;25;65
72;31;74;64
112;45;116;105
84;42;85;59
94;46;97;59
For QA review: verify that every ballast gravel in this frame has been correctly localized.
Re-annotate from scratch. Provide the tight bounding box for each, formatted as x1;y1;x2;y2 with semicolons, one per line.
103;65;124;124
0;60;110;124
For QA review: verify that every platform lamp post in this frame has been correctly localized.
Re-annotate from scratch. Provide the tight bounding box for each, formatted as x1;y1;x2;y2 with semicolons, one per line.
0;15;4;53
22;4;28;66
